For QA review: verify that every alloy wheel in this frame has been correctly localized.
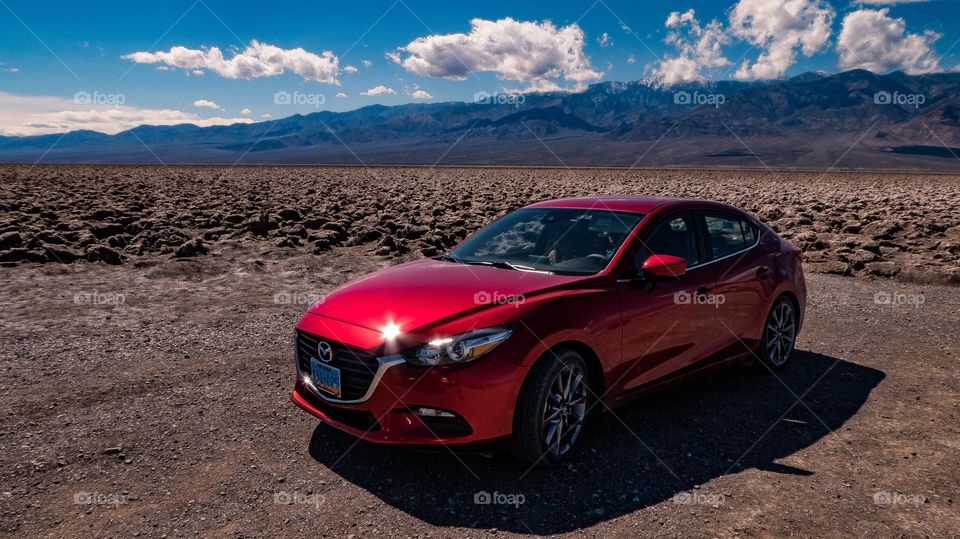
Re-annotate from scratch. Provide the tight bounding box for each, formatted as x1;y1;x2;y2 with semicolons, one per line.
542;364;587;458
765;301;796;367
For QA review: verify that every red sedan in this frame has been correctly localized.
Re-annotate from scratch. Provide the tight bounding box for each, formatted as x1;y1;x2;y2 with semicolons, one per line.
291;196;806;464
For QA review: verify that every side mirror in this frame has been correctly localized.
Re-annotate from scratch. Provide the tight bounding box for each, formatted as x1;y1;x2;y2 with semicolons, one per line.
641;254;687;279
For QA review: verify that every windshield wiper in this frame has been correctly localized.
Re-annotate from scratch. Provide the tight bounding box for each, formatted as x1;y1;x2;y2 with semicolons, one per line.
468;260;553;274
436;254;553;274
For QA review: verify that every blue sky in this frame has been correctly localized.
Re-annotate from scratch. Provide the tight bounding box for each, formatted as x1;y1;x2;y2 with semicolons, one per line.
1;0;958;135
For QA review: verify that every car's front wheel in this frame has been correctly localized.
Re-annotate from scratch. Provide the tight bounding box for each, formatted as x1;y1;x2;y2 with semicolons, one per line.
510;349;589;465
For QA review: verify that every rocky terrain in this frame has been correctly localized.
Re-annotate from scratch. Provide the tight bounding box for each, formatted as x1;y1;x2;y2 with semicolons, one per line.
1;165;959;285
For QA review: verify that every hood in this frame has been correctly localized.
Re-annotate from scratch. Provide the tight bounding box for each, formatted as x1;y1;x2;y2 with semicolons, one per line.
305;258;587;335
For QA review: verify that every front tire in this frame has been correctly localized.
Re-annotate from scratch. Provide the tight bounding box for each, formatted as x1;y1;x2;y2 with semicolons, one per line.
759;296;797;370
510;349;589;465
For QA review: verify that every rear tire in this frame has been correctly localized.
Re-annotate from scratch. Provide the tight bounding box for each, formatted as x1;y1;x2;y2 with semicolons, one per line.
510;349;590;466
758;296;797;370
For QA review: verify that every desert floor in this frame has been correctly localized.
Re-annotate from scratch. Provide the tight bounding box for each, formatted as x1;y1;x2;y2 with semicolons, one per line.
1;166;958;537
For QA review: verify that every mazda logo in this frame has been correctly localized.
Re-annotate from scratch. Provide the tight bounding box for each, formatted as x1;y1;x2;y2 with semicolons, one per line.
317;341;334;363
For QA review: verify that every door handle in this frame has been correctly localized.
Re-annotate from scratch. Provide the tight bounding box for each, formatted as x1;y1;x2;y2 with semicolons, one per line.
756;267;771;278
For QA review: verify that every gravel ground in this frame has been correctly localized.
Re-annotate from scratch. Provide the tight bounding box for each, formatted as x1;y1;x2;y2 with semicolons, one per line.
1;166;958;537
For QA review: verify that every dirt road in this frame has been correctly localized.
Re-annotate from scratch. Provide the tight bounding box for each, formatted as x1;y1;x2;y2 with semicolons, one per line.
1;242;957;537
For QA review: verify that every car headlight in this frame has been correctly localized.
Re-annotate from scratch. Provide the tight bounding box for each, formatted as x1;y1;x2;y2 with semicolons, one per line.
405;327;513;366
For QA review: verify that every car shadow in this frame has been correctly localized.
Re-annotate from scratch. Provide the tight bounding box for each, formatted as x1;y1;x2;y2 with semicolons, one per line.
308;351;884;534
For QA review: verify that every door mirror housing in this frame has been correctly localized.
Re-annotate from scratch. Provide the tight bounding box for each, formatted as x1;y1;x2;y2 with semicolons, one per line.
641;254;687;280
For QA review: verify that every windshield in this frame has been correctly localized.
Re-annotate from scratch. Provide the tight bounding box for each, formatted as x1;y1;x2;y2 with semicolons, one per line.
447;208;644;275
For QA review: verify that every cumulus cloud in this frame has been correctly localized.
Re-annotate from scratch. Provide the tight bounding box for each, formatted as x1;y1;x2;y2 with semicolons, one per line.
343;65;358;74
410;89;432;99
361;59;373;68
598;32;613;47
651;9;731;84
192;99;223;110
240;108;253;115
837;8;941;74
390;17;602;90
359;85;396;96
0;92;253;136
123;40;340;84
261;113;272;119
627;54;637;64
335;92;347;98
729;0;834;80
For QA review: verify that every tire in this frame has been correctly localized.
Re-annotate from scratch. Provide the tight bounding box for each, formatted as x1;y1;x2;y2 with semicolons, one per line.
510;349;590;465
758;295;797;370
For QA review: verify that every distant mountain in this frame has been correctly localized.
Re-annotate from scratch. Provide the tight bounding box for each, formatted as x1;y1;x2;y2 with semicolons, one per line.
2;70;960;170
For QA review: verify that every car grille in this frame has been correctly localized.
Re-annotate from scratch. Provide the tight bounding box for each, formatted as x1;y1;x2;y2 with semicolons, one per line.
296;330;380;401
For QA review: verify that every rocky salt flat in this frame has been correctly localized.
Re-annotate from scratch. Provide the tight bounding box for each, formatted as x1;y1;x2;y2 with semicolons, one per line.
1;165;959;284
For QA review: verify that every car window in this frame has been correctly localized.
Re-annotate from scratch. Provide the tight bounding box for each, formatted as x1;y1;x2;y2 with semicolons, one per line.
704;214;749;259
450;208;643;275
634;213;699;268
740;219;757;246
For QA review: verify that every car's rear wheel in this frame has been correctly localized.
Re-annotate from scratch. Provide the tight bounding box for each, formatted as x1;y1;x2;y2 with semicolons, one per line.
759;296;797;370
510;349;589;465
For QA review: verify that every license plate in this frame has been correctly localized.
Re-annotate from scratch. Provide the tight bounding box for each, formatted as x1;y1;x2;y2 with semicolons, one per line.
310;359;341;398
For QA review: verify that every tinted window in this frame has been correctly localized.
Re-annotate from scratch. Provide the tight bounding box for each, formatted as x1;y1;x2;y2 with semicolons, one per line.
704;214;749;259
450;208;643;275
740;219;757;246
635;214;699;268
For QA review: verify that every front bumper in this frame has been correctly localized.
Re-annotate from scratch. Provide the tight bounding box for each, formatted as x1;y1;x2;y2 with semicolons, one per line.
291;327;530;448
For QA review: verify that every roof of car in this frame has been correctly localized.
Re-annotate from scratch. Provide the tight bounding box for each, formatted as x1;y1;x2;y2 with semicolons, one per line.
526;196;707;214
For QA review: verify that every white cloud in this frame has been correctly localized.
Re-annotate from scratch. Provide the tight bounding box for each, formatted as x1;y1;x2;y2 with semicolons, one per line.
729;0;834;80
191;69;205;76
651;9;731;84
192;99;223;110
410;89;432;99
627;54;637;64
344;65;358;74
335;92;347;98
837;8;941;73
123;40;340;84
261;113;273;119
598;32;613;47
359;85;396;96
240;108;253;115
361;59;373;68
0;92;253;136
391;17;602;90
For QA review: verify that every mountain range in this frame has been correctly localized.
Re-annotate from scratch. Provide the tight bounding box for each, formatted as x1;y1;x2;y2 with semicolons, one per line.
2;69;960;170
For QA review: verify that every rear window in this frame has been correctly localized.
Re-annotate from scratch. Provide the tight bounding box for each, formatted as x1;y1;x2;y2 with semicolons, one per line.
704;213;752;259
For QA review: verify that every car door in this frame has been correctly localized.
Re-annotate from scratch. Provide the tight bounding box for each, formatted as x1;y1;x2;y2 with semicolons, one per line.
697;212;771;354
613;212;719;398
